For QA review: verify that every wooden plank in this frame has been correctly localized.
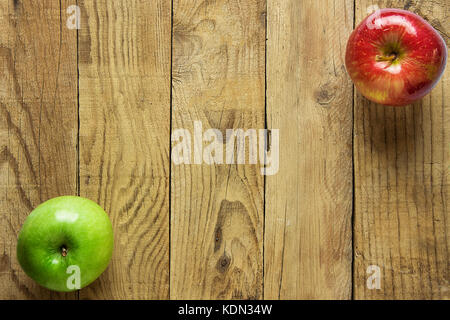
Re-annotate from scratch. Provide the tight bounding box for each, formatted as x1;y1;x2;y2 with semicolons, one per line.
78;0;171;299
171;0;265;299
354;0;449;299
265;0;354;299
0;0;78;299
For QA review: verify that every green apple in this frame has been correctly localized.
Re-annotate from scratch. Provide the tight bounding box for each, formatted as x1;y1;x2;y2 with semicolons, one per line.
17;196;114;292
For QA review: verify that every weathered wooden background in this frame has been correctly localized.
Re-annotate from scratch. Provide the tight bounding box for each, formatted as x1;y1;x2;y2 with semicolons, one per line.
0;0;448;299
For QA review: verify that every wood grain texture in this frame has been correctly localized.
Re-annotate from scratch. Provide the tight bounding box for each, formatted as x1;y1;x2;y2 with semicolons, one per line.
171;0;265;299
354;0;449;299
0;0;78;299
1;0;448;301
78;0;171;299
265;0;354;299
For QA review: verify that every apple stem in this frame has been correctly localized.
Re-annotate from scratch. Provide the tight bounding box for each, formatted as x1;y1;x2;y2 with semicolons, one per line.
61;246;68;257
376;53;397;62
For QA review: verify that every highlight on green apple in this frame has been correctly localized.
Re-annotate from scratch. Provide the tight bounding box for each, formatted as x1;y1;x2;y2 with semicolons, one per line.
16;196;114;292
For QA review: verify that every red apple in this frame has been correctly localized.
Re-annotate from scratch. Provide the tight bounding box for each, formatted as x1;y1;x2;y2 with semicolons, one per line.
345;8;447;106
